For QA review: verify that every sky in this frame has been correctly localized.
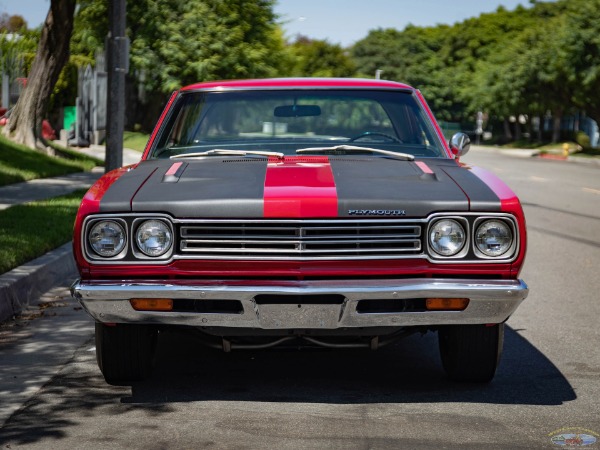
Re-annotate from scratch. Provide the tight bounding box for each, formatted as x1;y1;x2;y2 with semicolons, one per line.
2;0;533;47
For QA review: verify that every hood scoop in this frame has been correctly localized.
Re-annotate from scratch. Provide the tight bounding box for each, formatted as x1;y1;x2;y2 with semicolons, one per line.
162;162;188;183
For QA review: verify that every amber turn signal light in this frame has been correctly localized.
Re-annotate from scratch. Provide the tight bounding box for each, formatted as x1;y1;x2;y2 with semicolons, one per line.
425;298;469;311
130;298;174;311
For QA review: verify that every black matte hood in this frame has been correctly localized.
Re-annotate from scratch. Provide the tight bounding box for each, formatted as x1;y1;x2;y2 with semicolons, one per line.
98;157;502;218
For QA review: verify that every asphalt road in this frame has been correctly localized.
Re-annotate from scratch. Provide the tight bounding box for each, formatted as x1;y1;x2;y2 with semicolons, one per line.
1;147;599;449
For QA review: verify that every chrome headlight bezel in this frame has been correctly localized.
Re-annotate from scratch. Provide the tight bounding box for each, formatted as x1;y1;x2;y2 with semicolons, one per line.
82;214;176;264
473;218;516;259
427;217;469;258
87;219;128;259
133;219;174;258
425;213;520;262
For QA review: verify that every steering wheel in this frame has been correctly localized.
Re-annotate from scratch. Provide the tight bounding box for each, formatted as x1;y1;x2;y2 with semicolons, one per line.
348;131;403;143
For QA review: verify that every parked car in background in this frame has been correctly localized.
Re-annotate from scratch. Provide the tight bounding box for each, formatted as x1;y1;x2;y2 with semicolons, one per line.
71;78;528;384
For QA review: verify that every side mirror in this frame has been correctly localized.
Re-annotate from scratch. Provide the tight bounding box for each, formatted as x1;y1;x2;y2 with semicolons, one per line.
449;132;471;158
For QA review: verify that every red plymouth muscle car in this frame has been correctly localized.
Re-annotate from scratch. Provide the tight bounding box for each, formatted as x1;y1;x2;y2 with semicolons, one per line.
71;78;528;384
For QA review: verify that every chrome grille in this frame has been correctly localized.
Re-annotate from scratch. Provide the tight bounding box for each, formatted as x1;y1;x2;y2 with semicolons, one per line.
178;220;423;260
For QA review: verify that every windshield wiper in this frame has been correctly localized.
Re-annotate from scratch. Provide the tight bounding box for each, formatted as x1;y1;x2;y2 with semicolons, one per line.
295;145;414;161
171;149;284;159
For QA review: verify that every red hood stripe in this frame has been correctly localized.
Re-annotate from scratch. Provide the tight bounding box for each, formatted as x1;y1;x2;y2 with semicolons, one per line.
165;162;183;176
264;156;338;218
414;161;434;174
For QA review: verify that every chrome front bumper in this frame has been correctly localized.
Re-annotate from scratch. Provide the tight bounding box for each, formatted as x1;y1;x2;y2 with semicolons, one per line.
71;278;528;329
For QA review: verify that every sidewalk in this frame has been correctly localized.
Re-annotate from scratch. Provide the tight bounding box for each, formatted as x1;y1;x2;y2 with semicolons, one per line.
471;144;600;166
0;168;103;210
0;144;141;323
69;143;142;167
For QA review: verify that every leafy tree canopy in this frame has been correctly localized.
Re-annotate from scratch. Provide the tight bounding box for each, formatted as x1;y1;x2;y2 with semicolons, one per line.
285;36;355;78
0;13;27;33
72;0;287;94
61;0;600;141
350;0;595;135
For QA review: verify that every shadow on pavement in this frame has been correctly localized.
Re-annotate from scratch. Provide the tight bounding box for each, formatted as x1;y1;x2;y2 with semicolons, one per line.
0;325;576;446
122;325;575;406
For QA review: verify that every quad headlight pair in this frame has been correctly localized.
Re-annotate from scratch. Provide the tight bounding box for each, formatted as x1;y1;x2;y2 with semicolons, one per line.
85;215;516;262
429;218;514;258
88;219;172;258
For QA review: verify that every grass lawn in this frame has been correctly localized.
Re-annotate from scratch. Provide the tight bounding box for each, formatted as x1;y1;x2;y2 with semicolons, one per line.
0;189;87;275
0;135;102;187
123;131;150;152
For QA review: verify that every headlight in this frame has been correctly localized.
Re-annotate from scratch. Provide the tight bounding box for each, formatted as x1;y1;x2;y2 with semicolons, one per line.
475;220;513;257
135;220;172;257
429;219;466;257
89;220;126;257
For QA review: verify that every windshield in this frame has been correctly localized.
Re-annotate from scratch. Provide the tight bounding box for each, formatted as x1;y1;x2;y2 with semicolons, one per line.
149;89;446;159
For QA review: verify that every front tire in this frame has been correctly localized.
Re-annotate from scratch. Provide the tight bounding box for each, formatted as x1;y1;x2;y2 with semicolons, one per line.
438;323;504;383
95;322;158;384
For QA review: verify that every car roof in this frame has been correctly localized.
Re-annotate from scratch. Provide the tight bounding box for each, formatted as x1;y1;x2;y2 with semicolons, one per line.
180;78;414;92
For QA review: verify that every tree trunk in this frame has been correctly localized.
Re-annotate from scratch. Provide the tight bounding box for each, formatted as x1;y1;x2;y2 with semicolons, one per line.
552;110;563;143
503;118;513;141
3;0;76;152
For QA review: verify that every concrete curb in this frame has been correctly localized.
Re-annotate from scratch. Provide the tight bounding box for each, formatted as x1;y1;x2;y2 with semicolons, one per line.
0;243;78;323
